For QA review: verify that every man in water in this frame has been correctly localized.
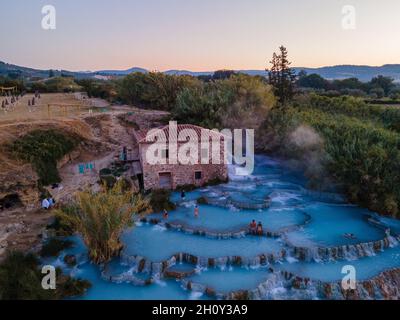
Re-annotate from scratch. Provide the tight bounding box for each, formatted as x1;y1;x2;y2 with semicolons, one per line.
249;220;257;235
194;205;199;218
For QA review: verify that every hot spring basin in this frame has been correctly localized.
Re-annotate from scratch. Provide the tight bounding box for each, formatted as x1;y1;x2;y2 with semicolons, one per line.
284;204;385;247
121;224;284;262
148;204;308;234
187;266;273;293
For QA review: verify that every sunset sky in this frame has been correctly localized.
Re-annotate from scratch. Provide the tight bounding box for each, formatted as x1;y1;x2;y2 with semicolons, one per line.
1;0;400;71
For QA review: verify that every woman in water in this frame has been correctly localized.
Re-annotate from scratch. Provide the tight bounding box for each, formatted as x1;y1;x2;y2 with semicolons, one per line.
163;209;169;219
257;222;263;236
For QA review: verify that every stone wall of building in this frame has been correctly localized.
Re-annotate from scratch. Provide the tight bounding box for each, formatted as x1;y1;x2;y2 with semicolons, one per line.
139;141;228;190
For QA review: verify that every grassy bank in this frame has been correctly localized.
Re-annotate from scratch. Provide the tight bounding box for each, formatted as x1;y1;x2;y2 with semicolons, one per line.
7;129;80;186
261;95;400;218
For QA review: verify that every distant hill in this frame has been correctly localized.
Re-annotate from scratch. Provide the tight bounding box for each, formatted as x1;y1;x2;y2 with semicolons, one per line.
1;61;400;82
294;64;400;82
0;61;95;80
164;70;213;77
95;67;148;76
0;61;50;79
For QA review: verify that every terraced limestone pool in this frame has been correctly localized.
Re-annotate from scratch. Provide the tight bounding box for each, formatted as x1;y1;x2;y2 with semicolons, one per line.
51;155;400;300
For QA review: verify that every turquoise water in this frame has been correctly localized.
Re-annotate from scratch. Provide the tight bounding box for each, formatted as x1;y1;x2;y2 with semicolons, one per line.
147;205;308;233
285;204;385;247
187;266;273;293
44;237;208;300
49;155;400;300
277;245;400;282
121;223;284;261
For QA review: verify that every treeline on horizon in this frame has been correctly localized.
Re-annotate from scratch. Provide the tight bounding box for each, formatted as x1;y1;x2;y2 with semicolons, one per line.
297;72;400;100
1;54;400;218
2;66;400;101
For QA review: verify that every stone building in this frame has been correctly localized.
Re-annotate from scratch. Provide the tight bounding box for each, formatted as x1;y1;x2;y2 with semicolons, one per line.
133;124;228;191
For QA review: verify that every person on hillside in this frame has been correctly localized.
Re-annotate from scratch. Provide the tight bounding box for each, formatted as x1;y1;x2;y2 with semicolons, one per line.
41;198;50;210
48;197;56;207
249;220;257;235
257;222;263;236
163;209;169;219
194;205;199;218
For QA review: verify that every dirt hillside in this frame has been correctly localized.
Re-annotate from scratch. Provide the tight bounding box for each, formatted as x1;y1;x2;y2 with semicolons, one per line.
0;94;168;259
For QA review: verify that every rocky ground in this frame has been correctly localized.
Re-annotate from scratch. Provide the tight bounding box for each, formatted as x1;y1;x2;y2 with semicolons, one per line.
0;94;168;261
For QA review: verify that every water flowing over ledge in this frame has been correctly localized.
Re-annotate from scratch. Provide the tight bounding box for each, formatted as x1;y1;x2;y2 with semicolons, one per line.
287;235;400;262
279;267;400;300
46;155;400;300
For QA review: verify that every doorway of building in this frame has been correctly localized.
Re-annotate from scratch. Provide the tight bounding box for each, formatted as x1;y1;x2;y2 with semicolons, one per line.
159;172;172;189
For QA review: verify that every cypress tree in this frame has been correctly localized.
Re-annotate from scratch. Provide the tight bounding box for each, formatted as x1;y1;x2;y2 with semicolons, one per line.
267;46;297;105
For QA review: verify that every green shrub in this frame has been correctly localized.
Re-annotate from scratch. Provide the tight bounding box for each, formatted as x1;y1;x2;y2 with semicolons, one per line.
0;251;91;300
197;197;208;204
47;206;77;236
55;181;151;264
7;130;79;186
99;168;112;176
100;175;117;189
58;276;91;298
40;238;73;257
150;189;176;212
0;251;53;300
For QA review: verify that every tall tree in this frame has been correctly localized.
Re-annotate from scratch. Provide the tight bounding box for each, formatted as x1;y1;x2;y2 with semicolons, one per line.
267;46;296;104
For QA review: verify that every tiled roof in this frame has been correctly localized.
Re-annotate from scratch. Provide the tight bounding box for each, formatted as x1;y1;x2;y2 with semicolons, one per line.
134;124;227;144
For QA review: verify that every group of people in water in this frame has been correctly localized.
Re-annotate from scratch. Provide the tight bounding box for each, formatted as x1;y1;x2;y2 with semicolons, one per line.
161;190;268;236
162;189;267;236
249;220;264;236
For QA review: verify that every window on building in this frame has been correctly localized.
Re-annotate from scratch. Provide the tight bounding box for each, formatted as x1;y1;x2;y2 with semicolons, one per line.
161;149;169;160
195;171;202;180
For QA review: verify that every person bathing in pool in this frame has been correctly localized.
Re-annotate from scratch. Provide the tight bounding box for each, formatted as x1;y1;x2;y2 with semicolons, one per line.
257;222;263;236
249;220;257;235
163;209;169;219
194;205;199;218
344;233;356;239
